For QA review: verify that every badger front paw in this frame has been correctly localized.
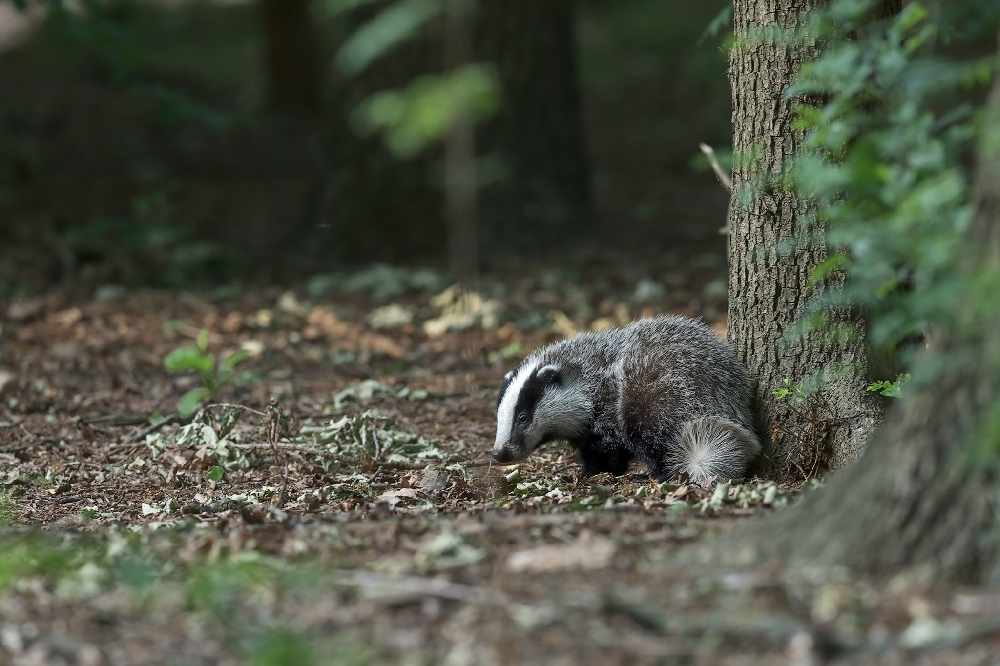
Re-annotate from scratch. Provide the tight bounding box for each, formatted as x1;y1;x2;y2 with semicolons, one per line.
576;440;633;476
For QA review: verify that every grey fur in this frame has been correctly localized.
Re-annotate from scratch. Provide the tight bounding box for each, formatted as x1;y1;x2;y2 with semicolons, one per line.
493;315;761;483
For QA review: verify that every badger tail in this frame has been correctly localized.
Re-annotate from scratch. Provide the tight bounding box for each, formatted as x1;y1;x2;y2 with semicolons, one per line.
670;416;761;485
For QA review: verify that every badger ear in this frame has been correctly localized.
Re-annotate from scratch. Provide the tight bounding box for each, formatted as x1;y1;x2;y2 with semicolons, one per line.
536;364;562;385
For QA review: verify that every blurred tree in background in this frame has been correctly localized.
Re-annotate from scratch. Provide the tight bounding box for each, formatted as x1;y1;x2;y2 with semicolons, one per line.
476;0;593;249
260;0;322;115
0;0;731;296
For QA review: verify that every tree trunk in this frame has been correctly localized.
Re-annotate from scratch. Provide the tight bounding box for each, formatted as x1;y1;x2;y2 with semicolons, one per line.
260;0;322;115
444;0;479;284
726;0;880;482
751;54;1000;581
477;0;593;251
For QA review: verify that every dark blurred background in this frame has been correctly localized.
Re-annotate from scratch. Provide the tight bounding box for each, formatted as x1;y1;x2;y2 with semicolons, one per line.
0;0;731;295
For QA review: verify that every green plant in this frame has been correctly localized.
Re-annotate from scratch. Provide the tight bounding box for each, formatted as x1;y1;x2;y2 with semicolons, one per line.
59;191;234;288
331;0;501;159
354;64;500;158
773;377;809;403
250;628;316;666
866;374;911;399
163;330;252;418
790;0;1000;378
0;535;95;592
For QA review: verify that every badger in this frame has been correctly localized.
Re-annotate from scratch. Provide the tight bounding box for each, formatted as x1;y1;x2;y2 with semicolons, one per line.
492;315;761;484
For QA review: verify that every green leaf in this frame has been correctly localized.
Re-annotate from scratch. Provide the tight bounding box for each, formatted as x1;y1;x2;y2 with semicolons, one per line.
866;373;910;398
220;350;251;375
196;329;210;352
809;253;850;286
337;0;441;76
700;5;732;42
164;346;215;375
357;64;500;158
322;0;381;18
895;1;928;34
206;466;224;482
178;387;211;418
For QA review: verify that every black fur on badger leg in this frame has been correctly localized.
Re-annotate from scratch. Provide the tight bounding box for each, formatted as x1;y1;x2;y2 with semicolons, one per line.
575;437;633;476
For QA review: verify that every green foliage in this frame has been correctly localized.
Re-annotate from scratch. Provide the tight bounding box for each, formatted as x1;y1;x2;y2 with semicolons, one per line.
250;629;316;666
789;0;1000;375
60;191;234;288
773;378;808;404
0;531;373;662
163;330;253;418
700;5;732;42
26;0;247;127
0;535;95;592
186;557;283;616
334;0;500;158
335;0;442;76
866;374;910;398
356;64;499;158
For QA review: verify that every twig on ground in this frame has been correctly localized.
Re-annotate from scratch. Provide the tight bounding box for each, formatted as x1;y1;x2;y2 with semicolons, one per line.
83;414;149;426
203;403;269;418
378;458;495;471
230;442;317;452
124;414;181;444
266;400;290;507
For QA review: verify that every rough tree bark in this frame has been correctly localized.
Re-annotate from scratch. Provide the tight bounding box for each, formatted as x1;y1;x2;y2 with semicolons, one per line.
754;46;1000;581
260;0;322;115
726;0;881;482
477;0;593;250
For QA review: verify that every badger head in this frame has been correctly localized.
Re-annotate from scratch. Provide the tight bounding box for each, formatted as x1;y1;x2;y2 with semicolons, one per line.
492;360;590;463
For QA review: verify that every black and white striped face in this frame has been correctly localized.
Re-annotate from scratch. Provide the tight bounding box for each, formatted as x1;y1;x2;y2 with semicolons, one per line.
492;360;589;463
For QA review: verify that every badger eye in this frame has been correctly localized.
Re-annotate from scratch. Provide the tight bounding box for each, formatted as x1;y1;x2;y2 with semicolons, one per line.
517;412;529;425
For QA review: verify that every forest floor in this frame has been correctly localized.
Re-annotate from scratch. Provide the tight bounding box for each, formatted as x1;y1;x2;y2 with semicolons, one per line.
1;258;999;666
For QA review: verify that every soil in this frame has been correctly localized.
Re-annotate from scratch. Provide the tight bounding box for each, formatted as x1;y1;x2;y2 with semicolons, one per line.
1;258;998;666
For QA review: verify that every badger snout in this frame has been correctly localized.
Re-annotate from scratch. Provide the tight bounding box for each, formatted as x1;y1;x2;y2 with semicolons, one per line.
492;447;514;463
492;443;525;464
